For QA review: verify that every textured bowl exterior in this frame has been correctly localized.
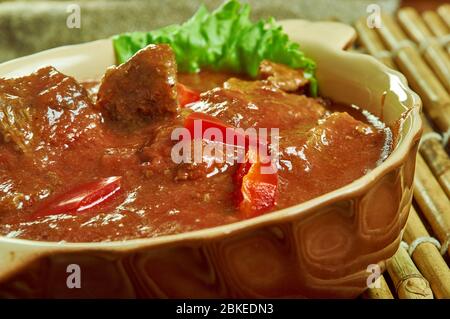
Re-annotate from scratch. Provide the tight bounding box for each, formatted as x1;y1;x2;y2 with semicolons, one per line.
0;21;422;298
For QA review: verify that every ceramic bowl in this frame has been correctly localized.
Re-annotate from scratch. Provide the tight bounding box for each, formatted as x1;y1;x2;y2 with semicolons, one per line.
0;20;421;298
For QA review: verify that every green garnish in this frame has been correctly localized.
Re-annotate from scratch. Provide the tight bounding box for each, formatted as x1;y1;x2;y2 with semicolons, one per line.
113;0;317;96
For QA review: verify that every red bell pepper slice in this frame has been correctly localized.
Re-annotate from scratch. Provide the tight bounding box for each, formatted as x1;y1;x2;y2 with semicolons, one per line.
177;83;200;107
33;176;122;218
184;112;266;150
184;112;278;217
184;112;236;141
234;150;278;218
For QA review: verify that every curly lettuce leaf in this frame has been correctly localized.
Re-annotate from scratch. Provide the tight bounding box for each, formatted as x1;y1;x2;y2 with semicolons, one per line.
113;0;317;96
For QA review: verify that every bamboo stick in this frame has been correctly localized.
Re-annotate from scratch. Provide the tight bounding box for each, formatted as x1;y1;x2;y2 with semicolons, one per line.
420;140;450;196
404;207;450;298
354;18;396;69
377;14;450;135
354;16;450;196
422;10;450;56
420;114;450;198
354;11;450;300
414;154;450;258
421;113;438;136
437;4;450;29
363;275;394;299
397;7;450;93
386;246;433;299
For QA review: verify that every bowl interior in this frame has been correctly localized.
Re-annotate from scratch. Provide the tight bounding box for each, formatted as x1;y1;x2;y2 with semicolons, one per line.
0;21;421;246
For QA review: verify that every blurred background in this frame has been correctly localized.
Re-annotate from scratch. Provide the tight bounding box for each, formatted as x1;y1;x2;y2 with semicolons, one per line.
0;0;447;62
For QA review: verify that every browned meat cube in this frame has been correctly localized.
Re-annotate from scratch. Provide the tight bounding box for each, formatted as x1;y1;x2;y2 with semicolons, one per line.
139;123;235;181
0;66;105;212
173;139;238;181
190;78;326;130
96;44;179;127
259;60;309;92
0;66;103;154
0;92;33;153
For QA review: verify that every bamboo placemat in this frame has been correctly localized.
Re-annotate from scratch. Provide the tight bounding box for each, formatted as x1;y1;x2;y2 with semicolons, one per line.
354;3;450;299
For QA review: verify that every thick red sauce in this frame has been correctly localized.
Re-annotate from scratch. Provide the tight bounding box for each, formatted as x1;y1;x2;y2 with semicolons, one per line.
0;65;392;242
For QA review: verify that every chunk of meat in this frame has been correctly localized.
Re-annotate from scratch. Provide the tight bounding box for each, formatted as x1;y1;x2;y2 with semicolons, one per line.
0;67;105;212
0;66;103;154
190;78;326;130
96;44;178;127
259;60;309;92
173;139;239;181
0;92;33;153
139;122;180;176
140;122;235;181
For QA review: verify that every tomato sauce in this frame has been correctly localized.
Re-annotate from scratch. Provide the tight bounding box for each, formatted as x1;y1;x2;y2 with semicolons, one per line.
0;66;392;242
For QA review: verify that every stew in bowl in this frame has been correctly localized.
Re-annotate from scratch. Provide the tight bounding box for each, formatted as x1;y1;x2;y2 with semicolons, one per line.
0;1;421;298
0;44;394;242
